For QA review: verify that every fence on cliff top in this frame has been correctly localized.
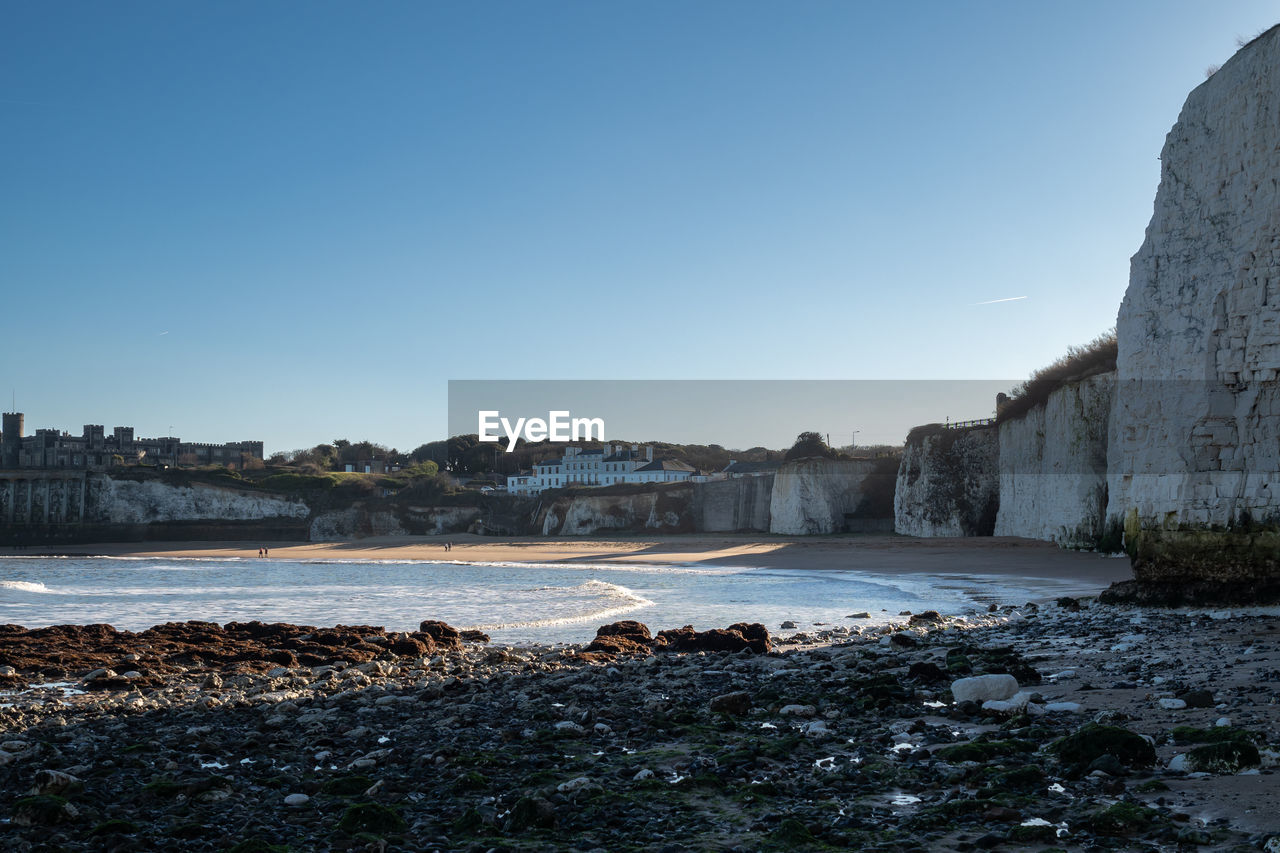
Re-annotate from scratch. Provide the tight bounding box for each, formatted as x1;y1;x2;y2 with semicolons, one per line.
942;418;996;430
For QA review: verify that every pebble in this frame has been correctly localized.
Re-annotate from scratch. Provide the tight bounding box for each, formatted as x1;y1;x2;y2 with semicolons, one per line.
0;606;1272;851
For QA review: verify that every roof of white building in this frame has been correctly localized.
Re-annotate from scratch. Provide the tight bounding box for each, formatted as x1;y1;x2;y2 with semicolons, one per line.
635;458;695;473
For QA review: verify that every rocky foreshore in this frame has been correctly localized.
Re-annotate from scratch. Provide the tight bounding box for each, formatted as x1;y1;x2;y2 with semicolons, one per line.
0;603;1278;852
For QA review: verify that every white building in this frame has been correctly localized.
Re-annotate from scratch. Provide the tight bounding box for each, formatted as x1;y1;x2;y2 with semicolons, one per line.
512;444;695;494
506;473;537;495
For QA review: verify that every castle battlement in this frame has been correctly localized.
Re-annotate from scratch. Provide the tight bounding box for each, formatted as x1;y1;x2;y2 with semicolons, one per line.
0;412;263;471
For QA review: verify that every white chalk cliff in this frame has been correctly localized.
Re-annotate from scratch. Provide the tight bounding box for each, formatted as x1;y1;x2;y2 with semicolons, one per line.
1108;26;1280;538
769;459;876;535
894;428;998;537
996;373;1114;546
87;476;309;524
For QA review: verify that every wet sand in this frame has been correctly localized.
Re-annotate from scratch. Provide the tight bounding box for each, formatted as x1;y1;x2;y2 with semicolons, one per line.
27;533;1135;587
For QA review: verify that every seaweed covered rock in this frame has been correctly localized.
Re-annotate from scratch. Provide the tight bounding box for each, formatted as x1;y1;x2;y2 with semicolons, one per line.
1087;802;1160;837
1169;741;1261;774
1048;723;1156;776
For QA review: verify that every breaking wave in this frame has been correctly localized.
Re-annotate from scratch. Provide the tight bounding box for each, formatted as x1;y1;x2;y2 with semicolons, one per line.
467;580;654;631
0;580;55;594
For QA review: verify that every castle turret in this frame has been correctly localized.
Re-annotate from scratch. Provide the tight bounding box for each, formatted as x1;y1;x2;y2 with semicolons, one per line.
2;412;23;469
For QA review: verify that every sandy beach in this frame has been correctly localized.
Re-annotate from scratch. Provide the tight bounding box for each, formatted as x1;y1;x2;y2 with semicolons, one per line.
27;533;1135;587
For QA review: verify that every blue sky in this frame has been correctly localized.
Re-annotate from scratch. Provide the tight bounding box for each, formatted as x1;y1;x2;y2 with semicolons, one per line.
3;2;1276;453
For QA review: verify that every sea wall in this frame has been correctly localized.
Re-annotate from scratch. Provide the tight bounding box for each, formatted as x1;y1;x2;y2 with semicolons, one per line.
769;458;886;535
692;475;773;533
894;427;998;537
1106;25;1280;584
995;372;1115;547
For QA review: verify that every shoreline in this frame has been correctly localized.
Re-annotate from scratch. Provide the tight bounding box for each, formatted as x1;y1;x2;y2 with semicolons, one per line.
0;535;1135;639
0;602;1277;850
10;532;1135;584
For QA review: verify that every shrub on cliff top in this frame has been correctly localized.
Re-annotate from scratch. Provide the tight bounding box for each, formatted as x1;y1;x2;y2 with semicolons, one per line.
784;431;839;461
997;330;1117;424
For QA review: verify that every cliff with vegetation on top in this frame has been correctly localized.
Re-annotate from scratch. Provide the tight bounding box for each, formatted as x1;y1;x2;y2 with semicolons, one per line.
1106;25;1280;591
894;425;998;537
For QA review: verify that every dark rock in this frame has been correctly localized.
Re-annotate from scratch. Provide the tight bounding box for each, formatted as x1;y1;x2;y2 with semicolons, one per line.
1100;579;1280;607
1056;596;1081;611
12;795;78;826
1086;802;1158;836
337;802;407;834
585;621;653;655
389;637;430;657
1181;689;1215;708
507;796;557;831
459;629;491;644
908;610;942;625
890;632;918;648
907;661;948;683
709;691;752;715
594;620;652;642
416;620;463;651
1087;753;1128;776
1185;741;1260;773
1048;723;1156;776
654;623;770;654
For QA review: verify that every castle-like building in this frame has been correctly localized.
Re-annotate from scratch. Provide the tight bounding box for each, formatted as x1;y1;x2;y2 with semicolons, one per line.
0;412;263;470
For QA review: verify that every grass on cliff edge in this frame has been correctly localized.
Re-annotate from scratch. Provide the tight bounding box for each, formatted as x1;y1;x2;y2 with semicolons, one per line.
997;330;1117;424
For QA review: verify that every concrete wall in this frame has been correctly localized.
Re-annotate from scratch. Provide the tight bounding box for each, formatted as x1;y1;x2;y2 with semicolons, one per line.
996;372;1115;547
693;475;773;532
0;472;87;525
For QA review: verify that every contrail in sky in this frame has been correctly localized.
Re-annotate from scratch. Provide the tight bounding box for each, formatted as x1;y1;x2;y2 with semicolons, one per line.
158;331;169;336
972;296;1028;305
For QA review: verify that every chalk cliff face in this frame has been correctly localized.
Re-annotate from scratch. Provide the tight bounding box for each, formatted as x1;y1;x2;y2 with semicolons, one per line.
86;475;309;525
538;488;691;536
996;373;1114;547
895;427;998;537
1107;26;1280;580
310;508;407;541
769;459;881;535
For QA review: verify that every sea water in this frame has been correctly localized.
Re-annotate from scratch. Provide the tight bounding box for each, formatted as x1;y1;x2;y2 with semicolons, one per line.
0;557;1101;645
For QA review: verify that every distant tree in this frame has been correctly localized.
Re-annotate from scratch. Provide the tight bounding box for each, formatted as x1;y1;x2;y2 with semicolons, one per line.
404;460;439;478
785;431;837;461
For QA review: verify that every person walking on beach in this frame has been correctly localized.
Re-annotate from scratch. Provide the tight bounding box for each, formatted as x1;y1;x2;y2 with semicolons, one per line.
257;548;263;558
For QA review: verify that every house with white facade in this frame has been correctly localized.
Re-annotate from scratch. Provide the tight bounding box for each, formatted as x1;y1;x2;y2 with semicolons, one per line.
508;444;696;494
